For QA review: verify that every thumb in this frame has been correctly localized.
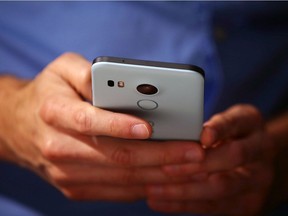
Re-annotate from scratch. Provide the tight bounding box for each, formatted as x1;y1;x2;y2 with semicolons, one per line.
201;104;263;148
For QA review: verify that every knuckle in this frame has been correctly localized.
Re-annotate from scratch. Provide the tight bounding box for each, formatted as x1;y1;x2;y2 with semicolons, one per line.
52;171;72;186
246;105;263;124
210;113;222;124
110;146;134;166
39;97;58;124
107;114;123;135
74;108;93;134
78;66;91;83
41;138;63;161
41;138;57;160
59;52;81;62
233;104;263;123
46;52;72;70
155;143;190;165
234;104;256;113
108;115;118;133
210;113;227;131
221;112;235;127
211;113;222;121
61;52;77;58
46;52;82;73
61;187;85;201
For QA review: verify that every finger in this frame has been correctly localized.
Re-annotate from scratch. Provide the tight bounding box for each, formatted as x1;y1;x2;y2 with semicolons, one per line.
148;200;221;215
96;137;204;167
46;52;92;100
48;164;193;187
148;191;265;216
146;171;251;201
201;104;263;148
41;130;204;167
147;198;242;215
40;96;152;139
202;132;264;172
164;132;264;175
59;184;145;201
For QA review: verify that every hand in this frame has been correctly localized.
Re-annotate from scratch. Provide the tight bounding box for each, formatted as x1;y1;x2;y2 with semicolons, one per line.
146;105;276;216
0;53;204;201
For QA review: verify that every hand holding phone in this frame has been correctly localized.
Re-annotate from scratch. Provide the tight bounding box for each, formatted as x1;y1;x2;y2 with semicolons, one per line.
91;56;204;141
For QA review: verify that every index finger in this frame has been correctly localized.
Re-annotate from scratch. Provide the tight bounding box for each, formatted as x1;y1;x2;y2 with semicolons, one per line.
43;132;205;167
40;95;152;139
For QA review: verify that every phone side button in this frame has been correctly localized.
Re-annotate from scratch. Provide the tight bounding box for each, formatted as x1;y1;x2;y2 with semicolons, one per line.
137;100;158;110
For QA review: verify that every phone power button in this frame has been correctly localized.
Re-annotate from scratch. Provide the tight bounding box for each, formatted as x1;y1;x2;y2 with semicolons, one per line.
137;100;158;110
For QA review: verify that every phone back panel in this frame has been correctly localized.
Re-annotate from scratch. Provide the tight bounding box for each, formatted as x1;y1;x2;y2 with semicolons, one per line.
91;61;204;141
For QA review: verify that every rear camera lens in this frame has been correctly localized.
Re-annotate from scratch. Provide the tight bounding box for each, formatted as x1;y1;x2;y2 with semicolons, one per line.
107;80;114;87
137;84;158;95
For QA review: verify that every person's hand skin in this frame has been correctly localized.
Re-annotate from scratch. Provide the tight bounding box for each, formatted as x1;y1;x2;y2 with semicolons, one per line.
146;105;280;216
0;53;204;202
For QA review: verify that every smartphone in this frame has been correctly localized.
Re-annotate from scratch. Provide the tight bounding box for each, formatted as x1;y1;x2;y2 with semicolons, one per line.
91;56;204;141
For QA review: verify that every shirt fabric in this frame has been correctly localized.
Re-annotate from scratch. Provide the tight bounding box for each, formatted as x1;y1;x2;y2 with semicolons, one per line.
0;2;287;216
0;2;220;216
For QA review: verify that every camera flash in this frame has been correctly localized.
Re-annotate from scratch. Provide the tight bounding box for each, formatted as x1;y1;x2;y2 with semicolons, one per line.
118;81;125;88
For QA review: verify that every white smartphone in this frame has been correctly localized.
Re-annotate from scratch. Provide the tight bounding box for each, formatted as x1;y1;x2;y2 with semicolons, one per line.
91;56;204;141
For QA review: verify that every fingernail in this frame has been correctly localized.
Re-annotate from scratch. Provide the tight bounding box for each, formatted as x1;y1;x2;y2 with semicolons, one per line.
201;126;217;148
185;149;202;162
131;124;149;138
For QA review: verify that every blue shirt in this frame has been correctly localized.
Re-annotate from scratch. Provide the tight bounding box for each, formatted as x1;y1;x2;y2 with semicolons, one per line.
0;1;222;118
0;2;287;216
0;2;220;216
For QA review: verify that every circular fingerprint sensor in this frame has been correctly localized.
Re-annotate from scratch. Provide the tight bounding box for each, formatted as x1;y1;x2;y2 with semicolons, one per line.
137;100;158;110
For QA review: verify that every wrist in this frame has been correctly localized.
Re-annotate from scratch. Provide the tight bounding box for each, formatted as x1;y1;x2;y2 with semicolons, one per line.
0;75;29;162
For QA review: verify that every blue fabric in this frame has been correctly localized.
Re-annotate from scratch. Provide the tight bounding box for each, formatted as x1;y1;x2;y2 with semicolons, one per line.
212;2;288;118
0;1;222;119
0;195;41;216
0;2;217;216
0;1;287;216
